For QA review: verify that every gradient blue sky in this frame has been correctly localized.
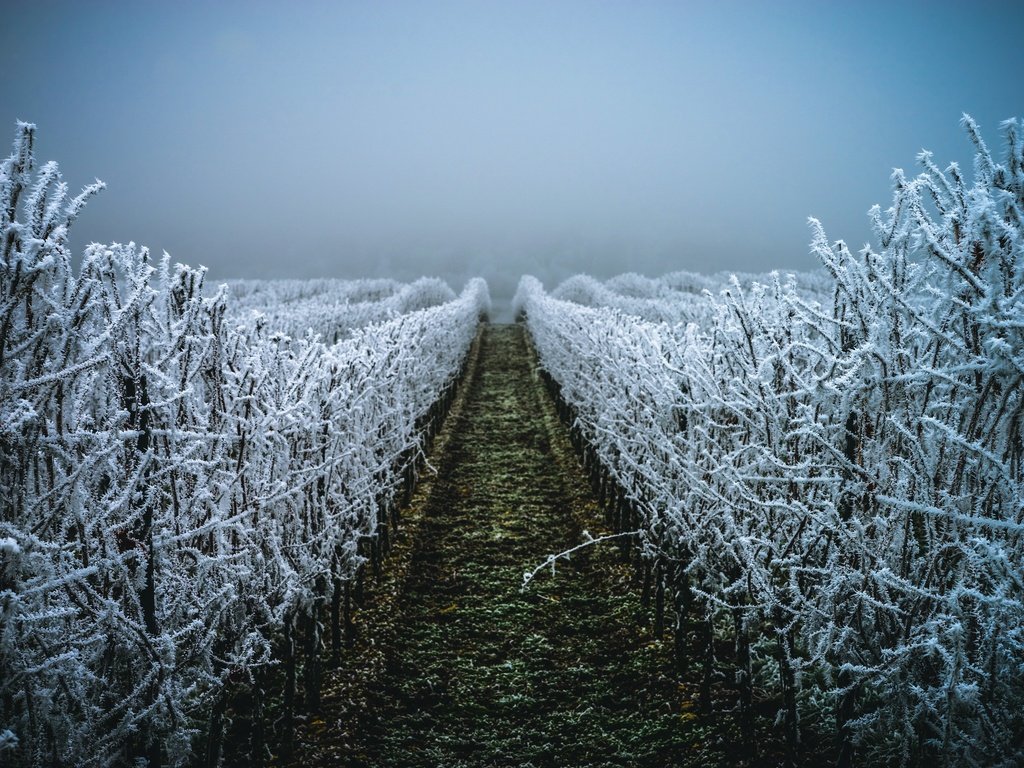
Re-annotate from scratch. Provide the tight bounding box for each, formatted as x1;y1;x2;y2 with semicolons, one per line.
2;1;1021;300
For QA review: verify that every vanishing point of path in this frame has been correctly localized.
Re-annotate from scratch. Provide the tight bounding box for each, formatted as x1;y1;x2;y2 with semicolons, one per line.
288;324;723;767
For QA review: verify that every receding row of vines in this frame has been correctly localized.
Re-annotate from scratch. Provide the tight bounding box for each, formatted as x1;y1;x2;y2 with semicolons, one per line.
0;123;489;766
518;115;1024;767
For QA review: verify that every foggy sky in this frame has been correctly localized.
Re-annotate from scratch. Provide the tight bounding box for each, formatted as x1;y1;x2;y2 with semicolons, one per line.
2;1;1022;306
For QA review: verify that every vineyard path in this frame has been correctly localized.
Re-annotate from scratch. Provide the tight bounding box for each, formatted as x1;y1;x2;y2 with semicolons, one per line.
286;323;717;768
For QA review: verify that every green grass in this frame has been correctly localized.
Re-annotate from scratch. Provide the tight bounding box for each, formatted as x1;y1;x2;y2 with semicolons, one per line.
278;325;735;768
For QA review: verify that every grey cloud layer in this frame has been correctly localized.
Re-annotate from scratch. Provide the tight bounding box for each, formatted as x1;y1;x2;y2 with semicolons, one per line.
2;0;1021;311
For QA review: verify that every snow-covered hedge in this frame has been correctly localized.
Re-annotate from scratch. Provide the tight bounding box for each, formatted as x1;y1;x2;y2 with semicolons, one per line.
0;122;489;766
517;115;1024;766
225;275;458;342
536;270;832;327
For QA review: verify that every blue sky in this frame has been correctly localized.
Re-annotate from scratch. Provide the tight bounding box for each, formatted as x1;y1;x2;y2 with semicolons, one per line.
2;1;1021;299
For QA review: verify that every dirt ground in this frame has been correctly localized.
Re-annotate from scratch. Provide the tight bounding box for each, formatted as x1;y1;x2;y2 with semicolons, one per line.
283;324;733;767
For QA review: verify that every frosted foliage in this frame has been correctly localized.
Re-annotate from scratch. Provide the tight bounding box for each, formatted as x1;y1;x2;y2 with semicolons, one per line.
517;115;1024;765
540;270;831;326
224;276;457;342
0;124;489;766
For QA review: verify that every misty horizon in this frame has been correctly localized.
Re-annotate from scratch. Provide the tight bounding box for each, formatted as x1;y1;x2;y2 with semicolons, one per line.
3;0;1023;310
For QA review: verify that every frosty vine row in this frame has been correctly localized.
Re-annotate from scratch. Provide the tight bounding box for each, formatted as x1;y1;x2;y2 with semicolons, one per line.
224;274;461;343
0;123;489;766
517;115;1024;766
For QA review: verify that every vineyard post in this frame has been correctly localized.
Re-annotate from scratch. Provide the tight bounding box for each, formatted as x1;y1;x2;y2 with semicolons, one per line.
282;612;297;750
303;598;323;711
331;556;343;665
733;606;756;762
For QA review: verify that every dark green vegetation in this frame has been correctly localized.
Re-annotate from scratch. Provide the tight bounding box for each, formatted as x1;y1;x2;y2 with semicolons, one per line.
283;325;727;767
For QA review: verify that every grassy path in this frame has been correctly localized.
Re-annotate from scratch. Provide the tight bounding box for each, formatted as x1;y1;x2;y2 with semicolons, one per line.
289;324;720;767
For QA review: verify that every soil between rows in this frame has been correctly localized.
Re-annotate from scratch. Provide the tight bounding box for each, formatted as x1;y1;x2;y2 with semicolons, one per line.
286;323;729;767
